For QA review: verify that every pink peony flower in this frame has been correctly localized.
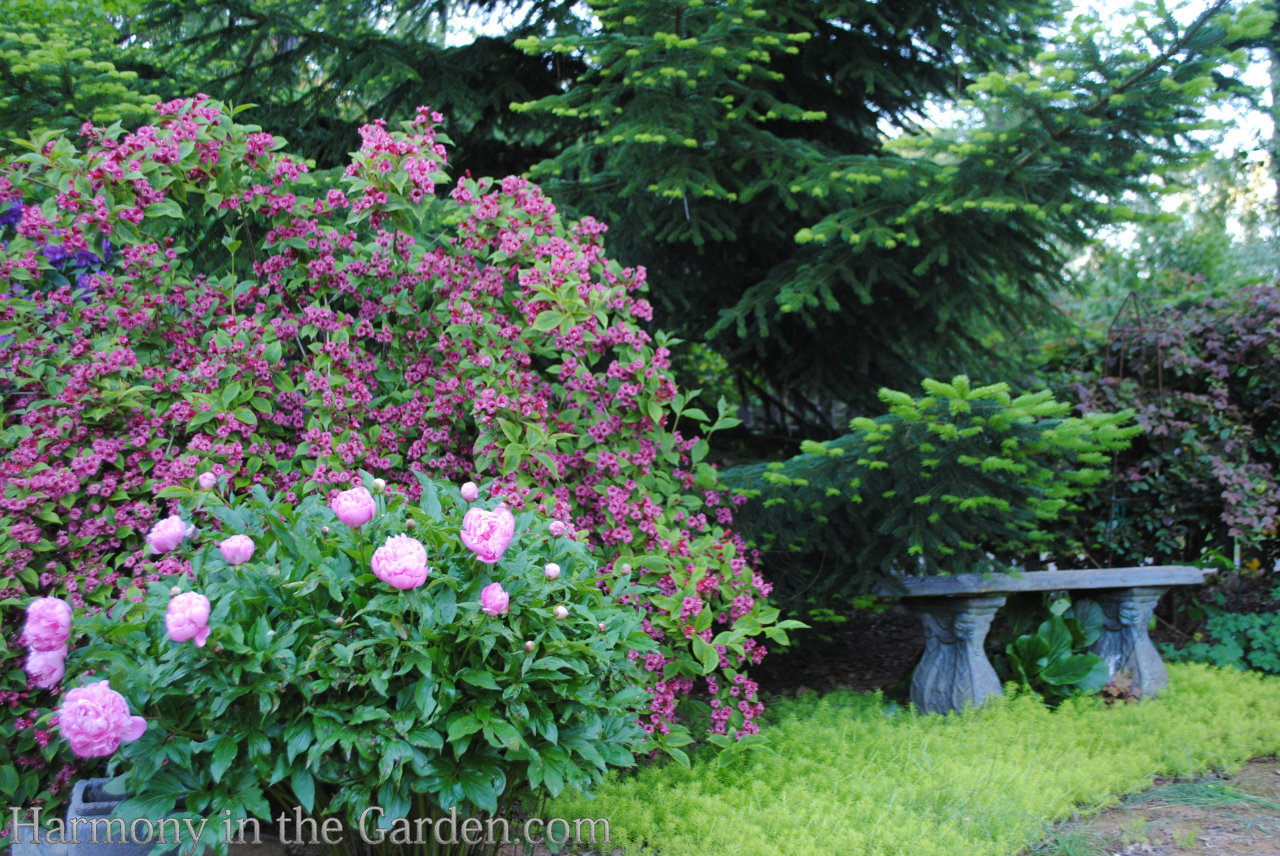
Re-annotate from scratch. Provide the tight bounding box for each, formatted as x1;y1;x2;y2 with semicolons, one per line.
165;592;212;647
480;582;510;616
146;515;194;555
549;520;567;537
544;562;561;580
22;597;73;651
58;680;147;758
331;486;376;527
371;534;429;590
460;506;515;564
25;646;67;689
219;534;255;566
461;481;479;502
197;472;218;490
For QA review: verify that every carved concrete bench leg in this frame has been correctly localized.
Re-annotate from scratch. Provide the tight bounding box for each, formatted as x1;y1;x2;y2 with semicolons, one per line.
907;596;1006;715
1089;586;1170;699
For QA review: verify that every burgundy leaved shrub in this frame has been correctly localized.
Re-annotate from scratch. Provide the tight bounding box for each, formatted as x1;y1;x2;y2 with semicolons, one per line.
1040;280;1280;565
0;96;792;816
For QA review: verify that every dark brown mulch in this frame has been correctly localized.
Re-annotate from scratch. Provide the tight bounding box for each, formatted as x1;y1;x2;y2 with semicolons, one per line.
752;606;923;700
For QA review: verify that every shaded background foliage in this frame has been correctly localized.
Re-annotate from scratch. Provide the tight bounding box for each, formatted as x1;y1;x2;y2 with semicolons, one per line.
128;0;587;177
1041;284;1280;568
512;0;1266;437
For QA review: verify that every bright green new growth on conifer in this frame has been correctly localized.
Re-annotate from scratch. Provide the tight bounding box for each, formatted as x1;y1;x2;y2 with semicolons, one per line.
724;376;1139;607
551;663;1280;856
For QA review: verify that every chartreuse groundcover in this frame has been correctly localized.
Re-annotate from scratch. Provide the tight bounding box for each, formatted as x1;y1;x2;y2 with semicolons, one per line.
552;664;1280;856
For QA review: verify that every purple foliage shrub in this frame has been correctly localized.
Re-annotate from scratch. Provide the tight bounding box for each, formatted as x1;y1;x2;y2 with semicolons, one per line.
1042;281;1280;564
0;96;790;815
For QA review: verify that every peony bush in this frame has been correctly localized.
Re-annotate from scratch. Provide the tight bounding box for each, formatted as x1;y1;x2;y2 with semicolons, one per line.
0;95;794;817
51;472;651;853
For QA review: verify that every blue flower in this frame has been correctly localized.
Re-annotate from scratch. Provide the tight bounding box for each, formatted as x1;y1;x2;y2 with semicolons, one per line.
41;243;72;264
0;202;20;229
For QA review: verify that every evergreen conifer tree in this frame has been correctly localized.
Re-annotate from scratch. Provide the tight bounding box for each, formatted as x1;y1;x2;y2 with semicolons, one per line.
0;0;159;146
512;0;1269;436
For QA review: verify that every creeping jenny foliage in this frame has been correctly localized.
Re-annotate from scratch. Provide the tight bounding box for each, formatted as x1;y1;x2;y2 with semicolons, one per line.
0;96;790;814
68;473;651;849
551;663;1280;856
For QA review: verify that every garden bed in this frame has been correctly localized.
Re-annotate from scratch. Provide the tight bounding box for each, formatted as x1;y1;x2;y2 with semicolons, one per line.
547;663;1280;856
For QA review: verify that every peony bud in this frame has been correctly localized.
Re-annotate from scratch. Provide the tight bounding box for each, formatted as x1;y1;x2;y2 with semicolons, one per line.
405;518;416;530
219;534;255;566
480;582;510;616
197;472;217;490
524;640;535;653
554;605;569;620
544;563;561;581
373;477;386;494
165;592;212;647
331;486;376;528
598;623;607;633
548;520;566;537
461;481;479;502
321;525;331;535
169;586;182;596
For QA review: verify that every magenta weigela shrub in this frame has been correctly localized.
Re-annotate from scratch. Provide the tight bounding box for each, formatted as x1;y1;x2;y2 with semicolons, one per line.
56;472;651;849
0;95;792;812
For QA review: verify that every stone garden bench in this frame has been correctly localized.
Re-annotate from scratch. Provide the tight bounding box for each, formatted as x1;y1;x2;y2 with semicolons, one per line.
889;566;1214;714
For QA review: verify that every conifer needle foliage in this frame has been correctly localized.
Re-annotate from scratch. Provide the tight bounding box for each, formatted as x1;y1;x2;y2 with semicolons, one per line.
514;0;1268;423
5;0;1265;441
723;377;1139;606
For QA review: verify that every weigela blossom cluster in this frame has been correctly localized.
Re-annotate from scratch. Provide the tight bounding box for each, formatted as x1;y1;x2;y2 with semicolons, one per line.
1;96;776;787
